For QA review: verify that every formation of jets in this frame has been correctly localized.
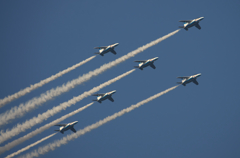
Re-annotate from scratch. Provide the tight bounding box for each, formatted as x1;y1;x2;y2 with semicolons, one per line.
54;121;78;134
54;17;203;134
179;17;204;31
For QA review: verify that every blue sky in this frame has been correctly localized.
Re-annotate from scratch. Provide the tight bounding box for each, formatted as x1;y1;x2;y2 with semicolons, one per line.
0;0;240;157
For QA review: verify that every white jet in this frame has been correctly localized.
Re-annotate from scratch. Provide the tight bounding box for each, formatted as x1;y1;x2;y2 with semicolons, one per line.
179;17;204;31
177;73;201;86
94;43;119;56
92;90;116;103
134;57;159;70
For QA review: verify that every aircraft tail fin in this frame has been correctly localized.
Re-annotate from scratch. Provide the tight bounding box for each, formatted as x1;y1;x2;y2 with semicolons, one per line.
94;52;103;56
55;130;64;134
93;99;101;103
94;52;104;56
179;26;188;31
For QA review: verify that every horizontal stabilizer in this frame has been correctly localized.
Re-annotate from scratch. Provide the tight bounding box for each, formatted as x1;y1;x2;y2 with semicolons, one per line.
179;26;185;28
94;52;100;54
92;99;98;101
134;66;139;68
54;130;60;132
176;82;182;84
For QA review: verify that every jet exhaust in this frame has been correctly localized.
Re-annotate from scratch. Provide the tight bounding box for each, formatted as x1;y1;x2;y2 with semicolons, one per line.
0;29;180;127
0;55;96;108
19;85;179;158
0;102;94;155
5;133;57;158
0;69;135;145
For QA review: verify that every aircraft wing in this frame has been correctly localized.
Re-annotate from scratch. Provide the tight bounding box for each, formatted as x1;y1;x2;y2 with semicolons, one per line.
177;76;189;79
70;127;77;133
179;20;192;23
150;63;156;69
55;124;67;126
108;96;114;102
193;79;199;85
94;46;107;49
110;49;117;55
134;60;147;63
92;93;105;96
195;23;201;30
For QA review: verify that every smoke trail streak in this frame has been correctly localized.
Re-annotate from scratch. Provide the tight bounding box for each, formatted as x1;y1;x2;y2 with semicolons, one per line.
0;56;96;108
20;85;179;158
0;29;180;127
0;102;93;155
0;69;135;144
5;133;57;158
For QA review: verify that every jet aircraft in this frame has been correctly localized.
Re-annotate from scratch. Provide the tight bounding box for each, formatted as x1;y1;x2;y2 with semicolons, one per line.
177;73;201;86
54;121;78;134
134;57;158;70
92;90;116;103
94;43;119;56
179;17;204;31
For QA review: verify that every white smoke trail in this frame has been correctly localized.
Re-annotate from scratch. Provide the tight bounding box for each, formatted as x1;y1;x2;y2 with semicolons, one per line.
0;69;135;145
0;29;180;127
0;102;93;155
5;133;57;158
0;56;96;108
19;85;179;158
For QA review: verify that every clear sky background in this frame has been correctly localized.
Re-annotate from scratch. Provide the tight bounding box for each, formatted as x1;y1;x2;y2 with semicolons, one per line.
0;0;240;158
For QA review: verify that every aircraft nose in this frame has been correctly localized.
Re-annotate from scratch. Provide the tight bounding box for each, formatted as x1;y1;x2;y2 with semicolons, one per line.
115;43;119;46
112;90;117;93
154;57;159;60
198;73;201;76
74;121;78;124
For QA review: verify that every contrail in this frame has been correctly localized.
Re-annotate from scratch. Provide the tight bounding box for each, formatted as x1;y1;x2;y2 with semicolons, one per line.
5;133;57;158
0;102;93;155
0;56;96;108
0;29;180;127
19;85;179;158
0;69;135;145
